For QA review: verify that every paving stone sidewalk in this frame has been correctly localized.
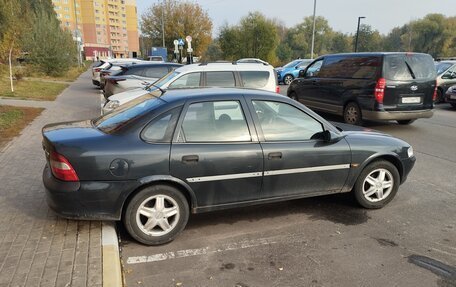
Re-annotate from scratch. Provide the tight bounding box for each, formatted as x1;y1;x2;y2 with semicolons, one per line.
0;71;103;287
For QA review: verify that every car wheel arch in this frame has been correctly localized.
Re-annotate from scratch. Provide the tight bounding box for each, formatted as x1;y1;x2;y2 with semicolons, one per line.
121;176;197;219
357;153;404;183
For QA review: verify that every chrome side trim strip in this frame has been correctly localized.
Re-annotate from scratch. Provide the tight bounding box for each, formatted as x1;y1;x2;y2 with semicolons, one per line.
186;172;262;183
264;164;350;176
186;164;350;183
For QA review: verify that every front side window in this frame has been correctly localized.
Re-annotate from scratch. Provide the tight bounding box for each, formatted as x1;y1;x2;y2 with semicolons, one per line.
205;72;236;87
181;101;251;142
168;72;201;89
252;101;323;141
305;60;323;77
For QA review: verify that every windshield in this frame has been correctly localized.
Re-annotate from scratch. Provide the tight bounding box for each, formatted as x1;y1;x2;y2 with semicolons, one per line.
93;94;164;133
384;54;436;80
435;62;453;75
283;60;302;69
146;71;180;90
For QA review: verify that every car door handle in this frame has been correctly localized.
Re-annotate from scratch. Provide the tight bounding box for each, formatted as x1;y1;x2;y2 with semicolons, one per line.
182;155;199;163
268;152;282;160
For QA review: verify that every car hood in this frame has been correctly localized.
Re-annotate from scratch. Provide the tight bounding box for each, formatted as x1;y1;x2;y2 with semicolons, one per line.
330;121;394;138
108;87;149;104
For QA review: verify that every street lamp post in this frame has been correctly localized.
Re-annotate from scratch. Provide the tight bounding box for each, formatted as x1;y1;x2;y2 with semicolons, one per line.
354;16;366;52
310;0;317;59
162;0;165;48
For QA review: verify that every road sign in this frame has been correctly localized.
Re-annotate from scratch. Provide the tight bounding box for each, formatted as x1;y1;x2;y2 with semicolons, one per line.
185;35;192;42
178;39;185;46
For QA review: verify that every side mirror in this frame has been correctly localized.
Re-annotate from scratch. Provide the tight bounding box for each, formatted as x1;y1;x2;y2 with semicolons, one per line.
316;130;342;143
298;70;306;78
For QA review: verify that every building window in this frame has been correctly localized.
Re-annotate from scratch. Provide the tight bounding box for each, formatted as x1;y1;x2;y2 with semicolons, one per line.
64;7;69;11
64;14;70;19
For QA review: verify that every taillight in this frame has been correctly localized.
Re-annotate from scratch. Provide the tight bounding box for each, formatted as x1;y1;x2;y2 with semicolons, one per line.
432;80;438;102
49;151;79;182
375;77;386;104
94;68;102;73
276;86;280;93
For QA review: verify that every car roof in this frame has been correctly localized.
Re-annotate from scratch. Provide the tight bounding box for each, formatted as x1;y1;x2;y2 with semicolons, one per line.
159;87;282;103
122;62;182;68
319;52;432;58
173;62;273;73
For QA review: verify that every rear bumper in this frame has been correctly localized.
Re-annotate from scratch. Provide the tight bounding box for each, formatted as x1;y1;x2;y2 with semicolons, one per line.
362;109;434;121
43;165;139;220
444;93;456;104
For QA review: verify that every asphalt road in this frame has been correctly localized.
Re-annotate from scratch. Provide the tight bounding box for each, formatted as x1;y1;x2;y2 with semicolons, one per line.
119;85;456;287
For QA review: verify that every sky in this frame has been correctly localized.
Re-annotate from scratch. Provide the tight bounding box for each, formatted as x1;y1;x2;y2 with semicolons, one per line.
136;0;456;36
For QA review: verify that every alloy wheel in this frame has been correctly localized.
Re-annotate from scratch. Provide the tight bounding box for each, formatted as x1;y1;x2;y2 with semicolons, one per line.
362;168;394;203
136;194;180;236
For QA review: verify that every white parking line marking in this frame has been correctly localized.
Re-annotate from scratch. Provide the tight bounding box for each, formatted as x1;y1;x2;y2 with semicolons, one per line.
126;237;285;265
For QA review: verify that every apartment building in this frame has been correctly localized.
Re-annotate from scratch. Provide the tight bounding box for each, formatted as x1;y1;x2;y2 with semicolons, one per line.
51;0;140;59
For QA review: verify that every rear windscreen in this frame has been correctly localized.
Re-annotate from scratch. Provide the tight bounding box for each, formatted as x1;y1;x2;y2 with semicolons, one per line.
384;54;436;80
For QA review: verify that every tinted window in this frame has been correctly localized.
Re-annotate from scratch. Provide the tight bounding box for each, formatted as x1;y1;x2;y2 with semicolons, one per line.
94;95;164;133
384;54;436;80
123;67;145;76
319;56;380;79
206;72;236;87
181;101;250;142
240;71;269;88
143;66;170;78
252;101;323;141
305;60;323;77
142;107;181;142
168;72;201;89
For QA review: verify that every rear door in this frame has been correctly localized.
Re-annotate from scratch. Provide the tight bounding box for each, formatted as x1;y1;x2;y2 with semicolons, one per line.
170;97;263;207
382;54;436;111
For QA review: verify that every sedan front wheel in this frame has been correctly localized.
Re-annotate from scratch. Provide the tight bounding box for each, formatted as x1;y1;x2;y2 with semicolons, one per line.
353;160;400;209
123;185;189;245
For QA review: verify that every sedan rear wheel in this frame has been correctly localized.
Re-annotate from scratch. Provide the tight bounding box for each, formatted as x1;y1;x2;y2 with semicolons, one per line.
354;160;400;209
283;75;294;85
123;185;189;245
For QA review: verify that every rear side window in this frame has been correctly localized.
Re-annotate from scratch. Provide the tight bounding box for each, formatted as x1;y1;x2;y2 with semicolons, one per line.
181;101;251;142
123;67;145;76
143;66;170;78
240;71;269;88
384;54;436;80
206;72;236;87
319;56;380;79
142;107;181;142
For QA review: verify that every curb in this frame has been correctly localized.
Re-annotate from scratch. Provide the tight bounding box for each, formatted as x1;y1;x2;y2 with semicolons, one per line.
102;221;123;287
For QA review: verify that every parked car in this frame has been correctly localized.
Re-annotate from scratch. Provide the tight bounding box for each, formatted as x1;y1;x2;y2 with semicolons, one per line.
92;58;143;86
276;59;313;85
103;62;182;97
42;88;415;245
101;62;279;114
288;52;437;125
444;85;456;109
99;65;124;90
435;61;456;103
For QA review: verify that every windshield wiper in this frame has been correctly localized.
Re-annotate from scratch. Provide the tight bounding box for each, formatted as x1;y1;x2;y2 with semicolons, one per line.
147;83;166;95
404;60;416;79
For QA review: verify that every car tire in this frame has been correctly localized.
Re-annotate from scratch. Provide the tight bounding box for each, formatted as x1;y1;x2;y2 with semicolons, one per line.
343;102;363;126
451;103;456;109
435;89;443;104
289;92;298;101
123;184;189;246
283;75;294;85
353;160;400;209
397;119;415;125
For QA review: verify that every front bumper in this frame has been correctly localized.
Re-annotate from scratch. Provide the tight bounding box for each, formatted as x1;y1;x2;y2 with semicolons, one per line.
43;165;139;220
362;109;434;121
400;155;416;184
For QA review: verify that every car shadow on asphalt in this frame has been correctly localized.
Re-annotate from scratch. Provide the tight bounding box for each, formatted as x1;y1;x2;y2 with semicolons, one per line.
118;193;370;244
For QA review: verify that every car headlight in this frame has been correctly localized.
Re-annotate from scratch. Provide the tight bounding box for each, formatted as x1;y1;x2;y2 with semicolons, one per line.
407;146;414;158
105;100;120;110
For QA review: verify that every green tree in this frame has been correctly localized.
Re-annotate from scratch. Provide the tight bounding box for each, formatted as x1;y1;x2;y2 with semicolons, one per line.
218;12;279;63
141;0;213;57
354;24;382;52
330;32;352;53
202;40;223;61
23;9;77;76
